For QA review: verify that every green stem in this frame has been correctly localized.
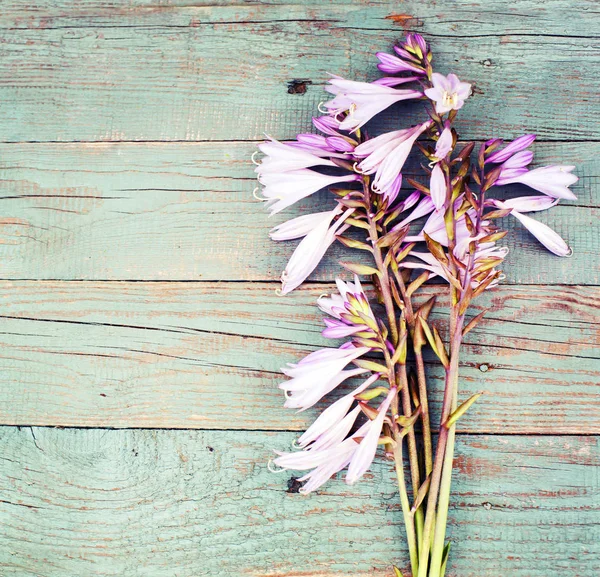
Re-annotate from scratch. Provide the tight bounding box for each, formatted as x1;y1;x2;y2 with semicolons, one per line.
428;325;462;577
416;319;464;577
394;436;419;577
397;363;424;547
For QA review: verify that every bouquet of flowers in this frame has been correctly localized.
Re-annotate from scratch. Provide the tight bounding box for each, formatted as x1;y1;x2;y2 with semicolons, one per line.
253;33;577;577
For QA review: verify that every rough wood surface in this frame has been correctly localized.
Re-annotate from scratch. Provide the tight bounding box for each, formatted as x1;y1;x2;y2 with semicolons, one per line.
0;281;597;433
0;142;596;283
0;427;598;577
0;2;597;142
0;1;598;575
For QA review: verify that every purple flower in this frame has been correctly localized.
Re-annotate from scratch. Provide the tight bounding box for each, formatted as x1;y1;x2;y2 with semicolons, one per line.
390;195;435;232
424;73;471;114
280;208;353;294
279;346;370;410
256;138;337;176
372;76;421;87
274;386;395;493
376;51;425;75
429;163;446;210
260;170;360;215
318;275;377;339
324;77;423;132
312;115;344;136
495;165;578;200
486;134;536;164
354;122;431;193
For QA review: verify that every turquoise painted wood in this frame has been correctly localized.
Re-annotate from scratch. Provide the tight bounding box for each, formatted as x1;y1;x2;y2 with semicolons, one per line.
0;282;597;433
0;1;598;576
0;142;597;283
0;2;596;142
0;428;598;577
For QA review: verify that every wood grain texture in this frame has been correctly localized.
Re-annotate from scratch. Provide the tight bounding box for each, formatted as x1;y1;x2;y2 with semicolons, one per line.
0;142;597;283
0;281;597;433
0;1;597;142
0;427;598;577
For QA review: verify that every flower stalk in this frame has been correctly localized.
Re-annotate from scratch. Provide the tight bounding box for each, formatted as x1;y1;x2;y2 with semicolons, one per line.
255;31;577;576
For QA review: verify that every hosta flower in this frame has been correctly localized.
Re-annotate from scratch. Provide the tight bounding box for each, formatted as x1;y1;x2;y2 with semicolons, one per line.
281;208;353;294
318;275;377;339
296;373;380;449
270;207;341;241
429;163;446;210
274;389;395;493
495;165;578;200
312;115;344;136
279;345;370;410
424;73;471;114
376;51;425;75
256;138;338;175
260;169;360;215
345;391;394;485
324;77;423;132
391;195;435;232
354;121;431;193
486;134;536;164
433;123;453;162
273;423;369;494
497;195;559;213
494;199;571;256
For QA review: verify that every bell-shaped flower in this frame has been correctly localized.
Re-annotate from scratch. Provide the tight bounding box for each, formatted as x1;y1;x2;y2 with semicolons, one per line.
280;208;353;294
318;275;378;340
260;169;360;215
376;51;425;75
270;207;341;241
323;77;423;132
495;165;578;200
424;73;471;114
486;134;536;164
279;345;370;410
274;423;370;494
429;163;446;210
391;195;435;232
346;391;395;485
256;138;338;176
494;199;571;256
354;121;431;193
295;373;381;449
497;195;559;213
432;123;453;162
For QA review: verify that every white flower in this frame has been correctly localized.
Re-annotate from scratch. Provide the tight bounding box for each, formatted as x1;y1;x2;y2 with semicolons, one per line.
260;169;359;215
279;345;370;410
324;77;422;132
354;122;431;193
424;73;471;114
280;208;353;294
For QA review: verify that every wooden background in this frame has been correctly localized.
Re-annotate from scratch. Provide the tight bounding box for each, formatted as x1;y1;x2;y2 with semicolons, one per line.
0;1;598;576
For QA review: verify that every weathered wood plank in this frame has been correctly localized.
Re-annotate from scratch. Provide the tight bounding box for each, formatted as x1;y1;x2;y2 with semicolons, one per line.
0;281;597;433
0;5;597;142
0;427;597;576
1;0;598;36
0;142;596;283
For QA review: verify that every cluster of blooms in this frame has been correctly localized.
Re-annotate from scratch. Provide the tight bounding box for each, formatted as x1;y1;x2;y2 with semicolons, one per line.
254;32;578;499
